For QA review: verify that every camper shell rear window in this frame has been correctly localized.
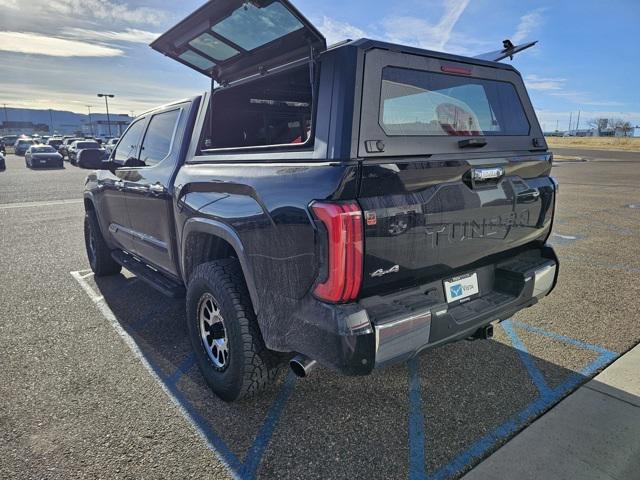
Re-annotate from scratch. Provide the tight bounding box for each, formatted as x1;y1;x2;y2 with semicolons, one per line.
358;48;544;157
380;67;530;137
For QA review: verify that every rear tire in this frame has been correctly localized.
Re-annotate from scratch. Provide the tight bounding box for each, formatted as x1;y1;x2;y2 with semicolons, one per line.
84;209;121;276
186;259;281;401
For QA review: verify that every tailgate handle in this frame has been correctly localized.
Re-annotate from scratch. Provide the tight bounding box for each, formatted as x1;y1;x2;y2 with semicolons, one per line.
459;138;487;148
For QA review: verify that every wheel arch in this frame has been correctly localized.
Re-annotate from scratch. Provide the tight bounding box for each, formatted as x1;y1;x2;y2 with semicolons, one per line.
181;218;260;314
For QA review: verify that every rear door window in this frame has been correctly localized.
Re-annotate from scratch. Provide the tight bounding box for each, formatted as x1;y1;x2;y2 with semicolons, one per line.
139;109;181;167
113;119;146;164
380;67;529;137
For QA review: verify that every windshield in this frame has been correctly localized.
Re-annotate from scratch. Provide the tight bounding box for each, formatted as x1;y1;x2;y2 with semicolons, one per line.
32;146;56;153
18;140;33;145
380;67;530;136
76;142;99;149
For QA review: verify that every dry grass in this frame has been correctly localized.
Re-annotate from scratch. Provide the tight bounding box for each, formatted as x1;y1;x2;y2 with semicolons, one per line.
546;136;640;152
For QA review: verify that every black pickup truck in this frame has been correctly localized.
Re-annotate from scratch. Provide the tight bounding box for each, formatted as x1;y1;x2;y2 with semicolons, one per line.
79;0;559;401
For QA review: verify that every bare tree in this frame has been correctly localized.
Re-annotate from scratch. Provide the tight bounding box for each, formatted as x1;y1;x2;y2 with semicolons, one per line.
587;117;610;134
610;118;633;137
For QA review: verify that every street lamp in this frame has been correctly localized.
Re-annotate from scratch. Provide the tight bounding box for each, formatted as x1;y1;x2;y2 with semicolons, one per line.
86;105;94;136
49;109;55;135
97;93;114;137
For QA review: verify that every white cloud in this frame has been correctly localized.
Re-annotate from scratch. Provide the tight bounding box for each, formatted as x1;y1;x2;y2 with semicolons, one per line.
318;16;368;46
548;90;625;107
62;27;160;44
383;0;471;52
0;31;123;57
512;9;545;43
0;0;169;26
525;74;566;91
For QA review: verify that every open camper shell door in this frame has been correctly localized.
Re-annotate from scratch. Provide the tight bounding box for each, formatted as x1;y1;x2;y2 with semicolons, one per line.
150;0;326;86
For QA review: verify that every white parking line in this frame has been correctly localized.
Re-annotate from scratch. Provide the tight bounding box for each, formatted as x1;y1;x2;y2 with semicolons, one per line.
0;199;83;210
69;270;238;479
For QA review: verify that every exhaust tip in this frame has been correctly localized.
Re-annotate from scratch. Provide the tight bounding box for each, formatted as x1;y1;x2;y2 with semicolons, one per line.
290;355;317;378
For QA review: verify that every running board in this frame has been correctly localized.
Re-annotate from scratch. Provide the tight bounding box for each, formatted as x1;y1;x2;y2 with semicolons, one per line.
111;250;185;298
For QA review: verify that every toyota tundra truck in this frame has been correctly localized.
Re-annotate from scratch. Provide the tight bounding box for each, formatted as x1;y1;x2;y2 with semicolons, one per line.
79;0;559;401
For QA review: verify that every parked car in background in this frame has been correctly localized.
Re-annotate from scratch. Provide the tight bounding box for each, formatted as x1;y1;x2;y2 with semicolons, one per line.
14;138;34;156
2;135;19;148
68;140;103;165
25;145;63;168
47;138;64;150
59;137;82;160
104;137;119;154
0;151;5;171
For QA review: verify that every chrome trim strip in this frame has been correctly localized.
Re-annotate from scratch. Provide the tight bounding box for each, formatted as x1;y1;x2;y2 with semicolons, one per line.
374;310;432;368
109;223;168;252
533;263;556;299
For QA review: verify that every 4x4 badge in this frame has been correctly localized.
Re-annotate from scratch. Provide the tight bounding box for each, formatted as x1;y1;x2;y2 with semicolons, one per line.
370;265;400;278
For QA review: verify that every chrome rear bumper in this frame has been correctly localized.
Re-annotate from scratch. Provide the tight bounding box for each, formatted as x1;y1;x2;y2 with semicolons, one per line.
371;248;558;368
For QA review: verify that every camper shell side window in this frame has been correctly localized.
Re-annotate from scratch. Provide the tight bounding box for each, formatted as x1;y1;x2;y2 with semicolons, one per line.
198;64;315;153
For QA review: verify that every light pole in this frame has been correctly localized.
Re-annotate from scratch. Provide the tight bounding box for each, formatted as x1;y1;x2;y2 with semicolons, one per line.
97;93;114;137
86;105;94;136
49;109;55;135
2;104;8;134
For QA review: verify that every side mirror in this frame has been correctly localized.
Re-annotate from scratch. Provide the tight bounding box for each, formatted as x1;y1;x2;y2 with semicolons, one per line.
77;149;110;170
124;157;145;168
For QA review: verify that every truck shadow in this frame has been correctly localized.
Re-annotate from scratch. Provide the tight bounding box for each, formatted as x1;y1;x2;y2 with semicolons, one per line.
90;272;619;480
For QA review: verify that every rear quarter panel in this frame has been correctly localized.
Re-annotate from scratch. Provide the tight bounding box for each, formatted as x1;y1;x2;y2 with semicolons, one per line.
174;161;359;350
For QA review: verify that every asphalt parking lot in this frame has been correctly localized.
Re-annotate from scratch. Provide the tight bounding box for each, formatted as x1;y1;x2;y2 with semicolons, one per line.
1;151;639;479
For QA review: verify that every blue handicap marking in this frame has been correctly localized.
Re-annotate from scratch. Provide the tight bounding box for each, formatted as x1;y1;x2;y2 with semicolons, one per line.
450;285;463;298
408;319;618;480
147;351;297;480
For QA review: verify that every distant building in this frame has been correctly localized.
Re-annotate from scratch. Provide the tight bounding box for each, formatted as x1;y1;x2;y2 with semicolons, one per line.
563;129;595;137
1;107;132;137
82;116;131;137
0;121;51;135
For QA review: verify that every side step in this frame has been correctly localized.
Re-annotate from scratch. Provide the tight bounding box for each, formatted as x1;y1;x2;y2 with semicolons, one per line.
111;250;185;298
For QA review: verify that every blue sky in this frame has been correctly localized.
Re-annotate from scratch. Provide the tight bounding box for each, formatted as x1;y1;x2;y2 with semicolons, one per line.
1;0;638;128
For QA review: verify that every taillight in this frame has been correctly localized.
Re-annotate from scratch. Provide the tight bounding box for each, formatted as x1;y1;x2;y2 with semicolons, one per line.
311;201;363;303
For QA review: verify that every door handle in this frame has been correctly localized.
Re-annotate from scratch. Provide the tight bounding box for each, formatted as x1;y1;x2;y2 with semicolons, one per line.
147;183;167;195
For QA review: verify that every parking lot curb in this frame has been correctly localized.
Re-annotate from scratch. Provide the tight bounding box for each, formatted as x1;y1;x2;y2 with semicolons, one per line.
461;343;640;480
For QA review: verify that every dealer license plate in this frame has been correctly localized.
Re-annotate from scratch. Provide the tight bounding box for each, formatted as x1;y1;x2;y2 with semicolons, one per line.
444;273;479;303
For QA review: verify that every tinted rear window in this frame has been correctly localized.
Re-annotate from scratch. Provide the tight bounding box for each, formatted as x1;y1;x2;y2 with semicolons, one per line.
32;146;56;153
380;67;530;137
77;142;99;149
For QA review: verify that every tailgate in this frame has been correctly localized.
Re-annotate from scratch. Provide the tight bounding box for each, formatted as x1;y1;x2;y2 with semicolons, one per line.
356;48;554;295
358;155;556;295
